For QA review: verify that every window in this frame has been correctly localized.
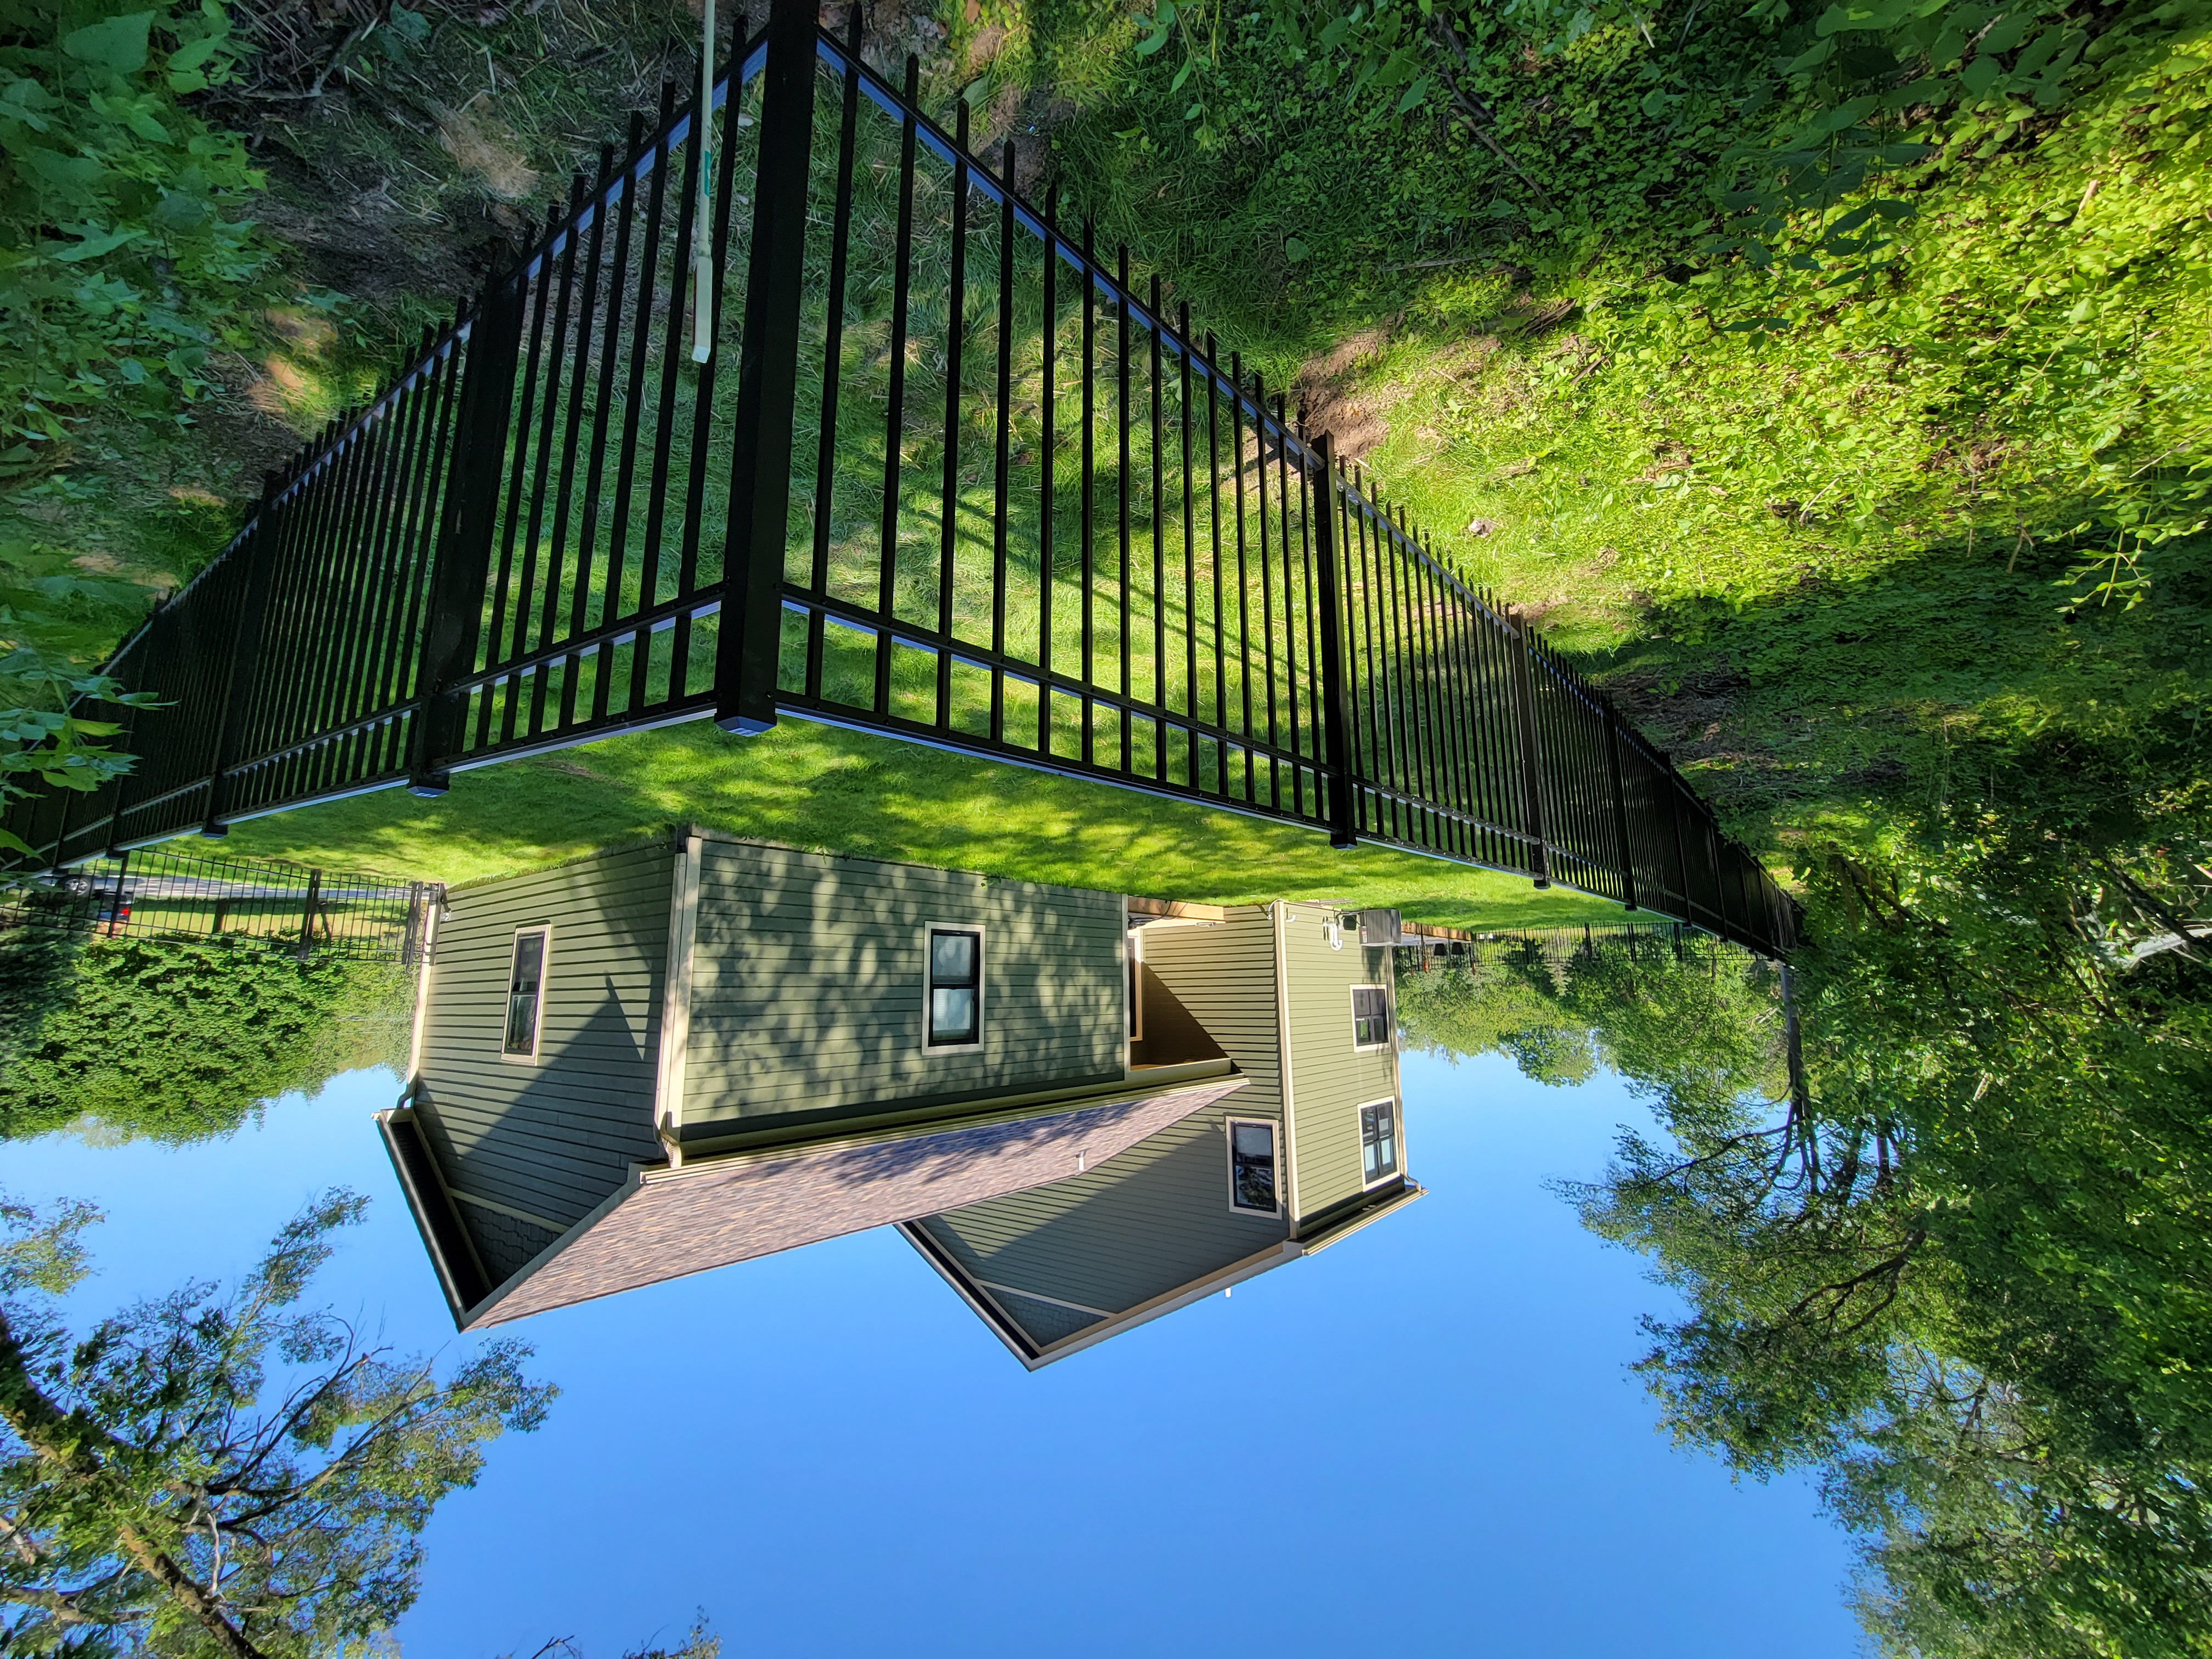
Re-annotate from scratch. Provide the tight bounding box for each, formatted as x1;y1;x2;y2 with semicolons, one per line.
1360;1099;1400;1185
926;927;983;1049
503;929;549;1060
1351;984;1390;1049
1228;1119;1280;1213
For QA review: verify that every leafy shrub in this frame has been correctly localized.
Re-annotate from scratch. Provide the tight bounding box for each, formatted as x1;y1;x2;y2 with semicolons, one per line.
0;0;270;480
0;933;412;1141
1;544;163;856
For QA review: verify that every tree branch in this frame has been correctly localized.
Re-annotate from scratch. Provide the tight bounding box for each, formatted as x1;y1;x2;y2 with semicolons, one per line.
0;1312;271;1659
0;1583;115;1624
114;1524;272;1659
2098;856;2211;966
1426;16;1558;212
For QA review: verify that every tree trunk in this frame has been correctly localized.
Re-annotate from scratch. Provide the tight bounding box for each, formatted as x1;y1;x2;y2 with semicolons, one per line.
0;1312;270;1659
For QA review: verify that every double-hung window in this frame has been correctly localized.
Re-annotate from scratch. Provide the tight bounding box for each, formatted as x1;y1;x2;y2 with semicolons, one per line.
926;927;984;1050
503;928;550;1060
1227;1119;1280;1214
1359;1099;1400;1186
1351;984;1390;1049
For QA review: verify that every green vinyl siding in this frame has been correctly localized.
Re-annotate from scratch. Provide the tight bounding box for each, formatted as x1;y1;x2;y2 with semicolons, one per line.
1135;908;1283;1119
1279;902;1403;1221
679;840;1125;1135
414;843;674;1278
912;1102;1288;1331
1129;963;1227;1067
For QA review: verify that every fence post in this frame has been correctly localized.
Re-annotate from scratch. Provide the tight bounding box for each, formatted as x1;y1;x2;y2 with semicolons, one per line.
104;849;129;938
1505;608;1552;888
712;0;819;737
1602;704;1639;911
102;672;150;856
402;880;424;967
43;770;77;875
201;477;288;836
295;868;322;962
409;281;526;795
1711;819;1737;943
1310;435;1358;849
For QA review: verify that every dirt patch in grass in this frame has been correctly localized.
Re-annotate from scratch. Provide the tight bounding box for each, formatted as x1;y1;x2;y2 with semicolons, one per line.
1296;321;1401;461
437;100;544;201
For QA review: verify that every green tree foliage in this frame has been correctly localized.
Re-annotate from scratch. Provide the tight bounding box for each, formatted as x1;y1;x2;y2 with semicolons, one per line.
1;0;268;478
1135;0;2200;271
1561;798;2212;1654
1395;941;1600;1080
1399;774;2212;1653
0;934;411;1142
0;1187;553;1656
1;546;163;859
1395;930;1786;1105
0;0;274;847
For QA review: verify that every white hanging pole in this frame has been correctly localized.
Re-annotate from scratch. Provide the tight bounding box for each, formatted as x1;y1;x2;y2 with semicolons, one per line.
691;0;716;363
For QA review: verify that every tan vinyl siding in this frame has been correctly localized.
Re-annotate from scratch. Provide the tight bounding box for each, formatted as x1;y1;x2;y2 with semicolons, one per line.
913;1103;1288;1322
414;845;674;1268
1279;902;1403;1219
680;840;1124;1133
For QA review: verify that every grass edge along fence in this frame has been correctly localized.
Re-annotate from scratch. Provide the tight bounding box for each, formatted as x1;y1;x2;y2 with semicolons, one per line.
4;0;1797;960
1;844;438;963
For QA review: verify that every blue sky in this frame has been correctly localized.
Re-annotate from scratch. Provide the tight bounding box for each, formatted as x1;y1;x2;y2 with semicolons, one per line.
4;1047;1861;1658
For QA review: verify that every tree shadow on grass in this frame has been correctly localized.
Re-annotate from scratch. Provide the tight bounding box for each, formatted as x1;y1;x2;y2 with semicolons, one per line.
1579;519;2212;847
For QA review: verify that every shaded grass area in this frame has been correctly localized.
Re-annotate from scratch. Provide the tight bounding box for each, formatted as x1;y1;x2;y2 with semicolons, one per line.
218;717;1615;925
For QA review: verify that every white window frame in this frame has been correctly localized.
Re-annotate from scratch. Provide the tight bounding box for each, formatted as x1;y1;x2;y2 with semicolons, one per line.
1127;924;1145;1043
1356;1095;1402;1189
1350;982;1391;1052
920;922;986;1055
1224;1116;1284;1217
500;925;553;1065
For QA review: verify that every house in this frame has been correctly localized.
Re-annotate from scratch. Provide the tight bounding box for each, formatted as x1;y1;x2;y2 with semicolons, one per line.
379;830;1418;1356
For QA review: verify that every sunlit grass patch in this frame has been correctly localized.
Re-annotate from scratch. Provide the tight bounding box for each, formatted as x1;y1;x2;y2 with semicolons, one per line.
218;715;1617;928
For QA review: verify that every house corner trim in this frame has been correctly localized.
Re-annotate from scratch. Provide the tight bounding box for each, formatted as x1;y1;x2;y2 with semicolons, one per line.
653;832;704;1160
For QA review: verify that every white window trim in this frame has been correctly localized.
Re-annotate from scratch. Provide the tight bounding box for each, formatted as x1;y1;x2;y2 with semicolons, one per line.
920;921;986;1055
1224;1116;1284;1217
500;924;553;1065
1127;923;1145;1043
1356;1094;1402;1189
1350;982;1391;1052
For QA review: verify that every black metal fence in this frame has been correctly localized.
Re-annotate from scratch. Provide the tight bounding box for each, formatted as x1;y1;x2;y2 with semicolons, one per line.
4;0;1797;958
0;846;435;962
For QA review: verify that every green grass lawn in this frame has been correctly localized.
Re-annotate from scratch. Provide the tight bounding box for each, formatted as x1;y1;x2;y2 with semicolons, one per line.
218;714;1617;926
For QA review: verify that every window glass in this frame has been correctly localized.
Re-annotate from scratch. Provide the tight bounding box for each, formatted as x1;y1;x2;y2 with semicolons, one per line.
1360;1101;1400;1183
1229;1120;1278;1212
927;928;982;1046
929;986;978;1044
1352;985;1390;1047
504;931;546;1056
930;929;975;985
